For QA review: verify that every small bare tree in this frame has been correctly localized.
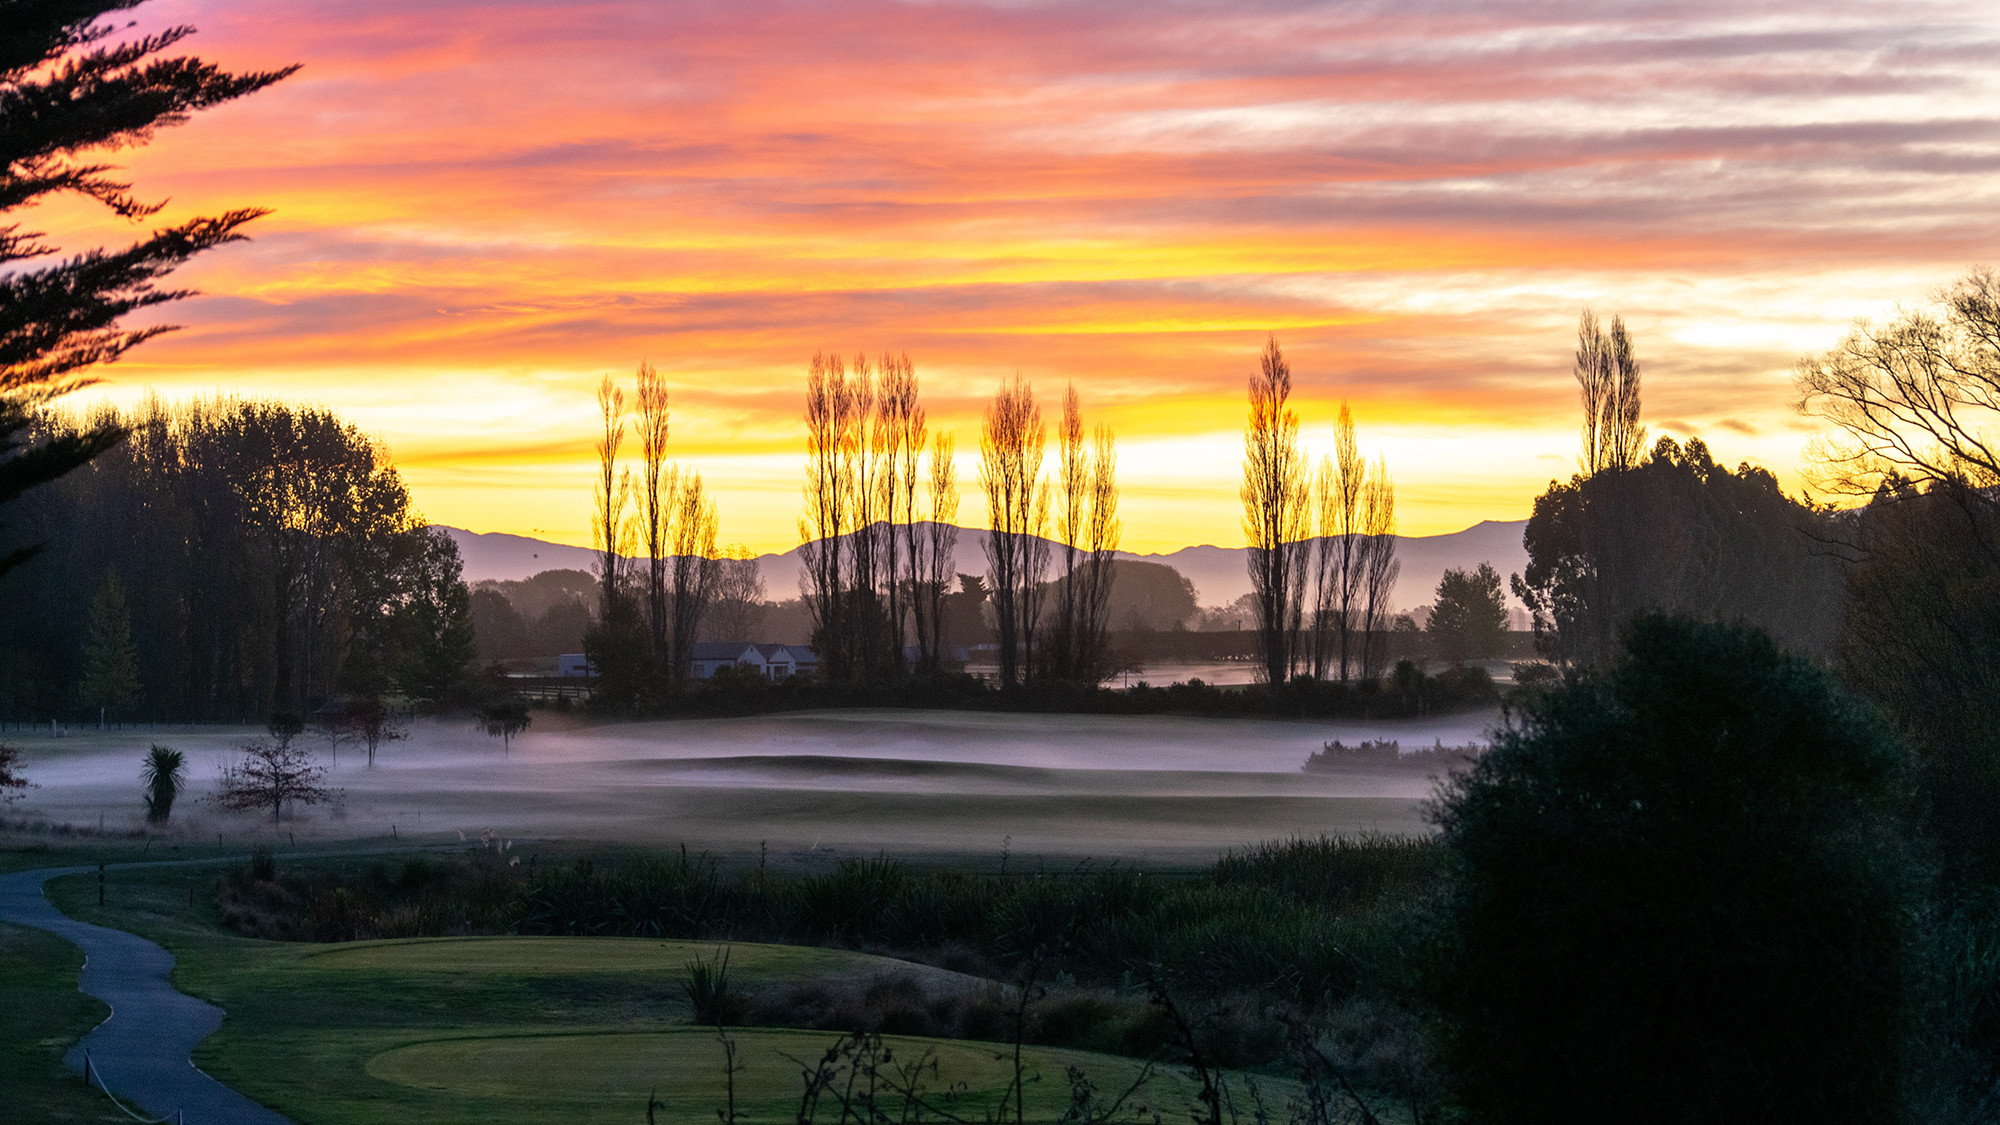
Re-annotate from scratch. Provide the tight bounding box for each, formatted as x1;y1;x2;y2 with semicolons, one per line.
0;746;30;804
1321;403;1368;680
876;354;921;664
214;742;335;824
349;696;406;768
1079;421;1120;679
1049;384;1090;679
314;707;366;766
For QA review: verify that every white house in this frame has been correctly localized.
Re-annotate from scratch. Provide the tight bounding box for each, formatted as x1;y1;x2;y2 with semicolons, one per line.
689;643;819;680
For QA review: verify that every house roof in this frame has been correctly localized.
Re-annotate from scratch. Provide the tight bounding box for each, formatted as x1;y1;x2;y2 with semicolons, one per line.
689;642;820;663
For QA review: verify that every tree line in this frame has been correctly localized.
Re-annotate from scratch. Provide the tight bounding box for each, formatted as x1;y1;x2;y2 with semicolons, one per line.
795;354;1121;689
582;352;1129;706
0;398;476;720
1505;270;2000;888
1510;311;1848;667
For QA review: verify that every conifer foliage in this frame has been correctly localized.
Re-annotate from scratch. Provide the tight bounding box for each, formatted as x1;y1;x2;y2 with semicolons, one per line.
0;1;295;576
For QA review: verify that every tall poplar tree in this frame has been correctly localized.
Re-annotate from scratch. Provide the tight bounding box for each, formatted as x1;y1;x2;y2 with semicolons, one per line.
1241;336;1309;685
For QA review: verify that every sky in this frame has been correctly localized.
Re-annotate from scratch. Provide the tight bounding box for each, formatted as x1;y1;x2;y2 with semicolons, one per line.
43;0;2000;552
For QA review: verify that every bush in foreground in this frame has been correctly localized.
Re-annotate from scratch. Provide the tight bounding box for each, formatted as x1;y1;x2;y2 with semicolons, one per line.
1434;615;1920;1125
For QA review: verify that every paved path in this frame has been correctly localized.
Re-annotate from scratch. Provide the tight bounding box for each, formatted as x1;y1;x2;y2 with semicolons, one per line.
0;862;294;1125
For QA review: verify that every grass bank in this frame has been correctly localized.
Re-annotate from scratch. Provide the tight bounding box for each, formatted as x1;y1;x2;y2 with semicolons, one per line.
0;921;122;1123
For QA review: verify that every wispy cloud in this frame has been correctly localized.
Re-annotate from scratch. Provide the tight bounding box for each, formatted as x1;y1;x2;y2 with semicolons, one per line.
81;0;2000;547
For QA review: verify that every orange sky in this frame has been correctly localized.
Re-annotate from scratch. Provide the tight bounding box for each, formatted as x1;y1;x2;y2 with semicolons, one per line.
47;0;2000;551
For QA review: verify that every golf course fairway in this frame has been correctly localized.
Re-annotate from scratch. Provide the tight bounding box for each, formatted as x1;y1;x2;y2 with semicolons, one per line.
42;866;1304;1125
362;1026;1211;1124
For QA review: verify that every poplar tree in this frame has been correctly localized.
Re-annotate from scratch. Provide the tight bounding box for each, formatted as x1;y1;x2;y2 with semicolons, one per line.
1241;336;1309;685
0;1;295;577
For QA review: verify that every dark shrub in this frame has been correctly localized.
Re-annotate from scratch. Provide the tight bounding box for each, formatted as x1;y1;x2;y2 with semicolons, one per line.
1434;616;1919;1125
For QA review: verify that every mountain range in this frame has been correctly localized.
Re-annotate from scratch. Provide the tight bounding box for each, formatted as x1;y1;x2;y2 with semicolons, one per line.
439;519;1531;613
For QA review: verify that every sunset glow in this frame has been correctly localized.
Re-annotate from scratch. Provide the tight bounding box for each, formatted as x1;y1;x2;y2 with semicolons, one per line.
55;0;2000;552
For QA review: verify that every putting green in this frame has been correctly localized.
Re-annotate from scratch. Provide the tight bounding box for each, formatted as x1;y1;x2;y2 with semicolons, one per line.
364;1026;1211;1123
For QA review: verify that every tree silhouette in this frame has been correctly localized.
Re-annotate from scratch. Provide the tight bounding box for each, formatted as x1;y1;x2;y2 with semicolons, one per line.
1427;563;1509;664
0;745;29;803
1241;336;1309;685
78;570;138;719
0;2;295;578
1435;617;1916;1125
214;742;333;824
140;744;184;823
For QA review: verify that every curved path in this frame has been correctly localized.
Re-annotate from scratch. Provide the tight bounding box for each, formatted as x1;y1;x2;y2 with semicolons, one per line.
0;863;294;1125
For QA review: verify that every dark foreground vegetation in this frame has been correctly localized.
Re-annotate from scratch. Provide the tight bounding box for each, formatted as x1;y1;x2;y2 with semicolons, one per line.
215;833;1444;1085
207;616;2000;1122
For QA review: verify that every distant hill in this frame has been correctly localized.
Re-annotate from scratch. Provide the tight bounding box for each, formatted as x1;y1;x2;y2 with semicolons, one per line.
440;527;599;584
1129;520;1531;611
436;519;1529;612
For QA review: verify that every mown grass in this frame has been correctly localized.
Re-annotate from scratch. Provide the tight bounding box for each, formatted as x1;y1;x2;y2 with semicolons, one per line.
39;862;1323;1125
0;922;123;1123
361;1027;1229;1125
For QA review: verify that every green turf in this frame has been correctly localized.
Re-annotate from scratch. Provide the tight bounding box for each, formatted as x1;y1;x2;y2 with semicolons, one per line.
39;860;1296;1125
363;1026;1208;1124
0;922;125;1122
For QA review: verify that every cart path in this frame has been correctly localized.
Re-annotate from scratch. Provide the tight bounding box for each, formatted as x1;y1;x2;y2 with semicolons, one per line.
0;862;293;1124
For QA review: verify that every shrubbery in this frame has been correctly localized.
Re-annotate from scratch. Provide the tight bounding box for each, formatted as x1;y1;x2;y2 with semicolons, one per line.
212;835;1449;1078
1433;616;1920;1125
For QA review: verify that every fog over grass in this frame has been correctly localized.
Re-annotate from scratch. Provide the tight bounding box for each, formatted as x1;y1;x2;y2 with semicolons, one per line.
5;708;1497;862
